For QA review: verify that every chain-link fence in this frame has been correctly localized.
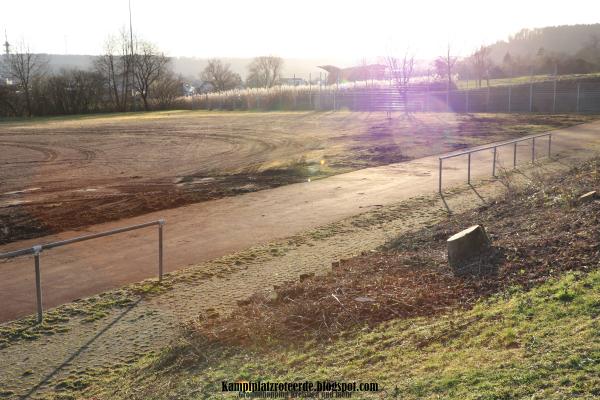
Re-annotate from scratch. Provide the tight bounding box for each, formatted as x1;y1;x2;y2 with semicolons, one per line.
182;81;600;113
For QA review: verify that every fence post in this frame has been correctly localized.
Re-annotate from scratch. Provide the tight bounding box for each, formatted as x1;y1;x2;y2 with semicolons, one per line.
467;153;471;184
319;72;322;110
576;83;580;112
332;88;336;111
553;79;557;113
492;147;497;177
279;86;283;110
532;137;536;163
548;134;552;158
513;142;517;168
158;220;165;282
438;158;442;194
33;245;43;323
309;73;312;109
508;85;511;113
293;74;297;109
529;83;533;112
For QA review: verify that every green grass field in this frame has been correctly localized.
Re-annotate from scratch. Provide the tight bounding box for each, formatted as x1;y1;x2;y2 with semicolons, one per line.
456;72;600;90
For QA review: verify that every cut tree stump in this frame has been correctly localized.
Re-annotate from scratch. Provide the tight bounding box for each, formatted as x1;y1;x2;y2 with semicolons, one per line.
447;225;491;273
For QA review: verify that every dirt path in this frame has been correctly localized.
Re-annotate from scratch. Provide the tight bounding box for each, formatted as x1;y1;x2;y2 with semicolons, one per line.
1;120;600;323
0;140;598;398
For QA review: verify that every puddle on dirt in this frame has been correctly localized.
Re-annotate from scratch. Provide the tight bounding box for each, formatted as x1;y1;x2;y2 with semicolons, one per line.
0;199;31;208
175;177;217;186
2;187;41;196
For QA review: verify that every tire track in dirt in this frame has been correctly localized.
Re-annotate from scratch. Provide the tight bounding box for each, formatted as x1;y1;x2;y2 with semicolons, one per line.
0;142;59;164
1;112;596;246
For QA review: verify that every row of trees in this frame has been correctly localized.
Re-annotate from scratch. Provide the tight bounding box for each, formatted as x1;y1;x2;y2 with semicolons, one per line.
0;32;183;117
383;38;600;115
199;56;284;92
3;33;600;117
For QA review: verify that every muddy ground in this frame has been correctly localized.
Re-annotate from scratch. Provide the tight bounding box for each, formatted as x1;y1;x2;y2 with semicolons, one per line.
0;110;596;244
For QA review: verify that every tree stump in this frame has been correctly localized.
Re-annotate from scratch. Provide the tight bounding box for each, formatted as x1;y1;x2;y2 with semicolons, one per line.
578;191;597;204
447;225;491;274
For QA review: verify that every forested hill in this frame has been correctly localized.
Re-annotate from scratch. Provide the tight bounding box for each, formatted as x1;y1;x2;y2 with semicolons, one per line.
488;24;600;61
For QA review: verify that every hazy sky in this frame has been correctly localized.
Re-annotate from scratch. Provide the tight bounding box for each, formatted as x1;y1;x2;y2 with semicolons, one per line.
1;0;598;62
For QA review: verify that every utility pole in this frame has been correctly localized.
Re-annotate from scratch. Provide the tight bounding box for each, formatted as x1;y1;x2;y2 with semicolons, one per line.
129;0;136;111
3;29;9;56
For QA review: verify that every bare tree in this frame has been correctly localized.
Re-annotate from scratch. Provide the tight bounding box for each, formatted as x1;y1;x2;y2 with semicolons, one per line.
385;49;415;114
246;56;283;88
435;44;458;90
471;46;491;87
45;69;105;115
133;41;170;110
95;30;133;111
153;71;183;109
2;43;47;116
200;59;241;92
0;83;19;116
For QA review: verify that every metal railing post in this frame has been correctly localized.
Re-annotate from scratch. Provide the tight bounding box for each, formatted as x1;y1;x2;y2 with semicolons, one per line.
438;158;442;194
467;152;471;184
33;245;43;323
532;137;536;163
1;219;167;321
492;147;497;177
158;219;165;282
513;142;517;168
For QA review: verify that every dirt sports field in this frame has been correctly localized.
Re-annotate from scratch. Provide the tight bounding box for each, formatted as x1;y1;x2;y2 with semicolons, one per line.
0;110;596;244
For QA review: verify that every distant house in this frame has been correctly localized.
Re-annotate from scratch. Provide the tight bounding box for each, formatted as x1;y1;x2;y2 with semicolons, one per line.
318;64;387;84
182;83;196;96
196;81;215;93
0;55;12;86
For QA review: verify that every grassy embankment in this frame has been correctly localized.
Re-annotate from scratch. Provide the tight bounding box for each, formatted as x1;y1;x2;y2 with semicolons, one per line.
78;159;600;399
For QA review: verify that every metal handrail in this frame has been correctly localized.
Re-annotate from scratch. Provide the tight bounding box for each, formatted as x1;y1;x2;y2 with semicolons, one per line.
0;219;165;322
438;133;552;193
439;132;552;160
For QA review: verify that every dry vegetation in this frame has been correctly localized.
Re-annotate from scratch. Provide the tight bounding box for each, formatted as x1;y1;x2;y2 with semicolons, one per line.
180;158;600;349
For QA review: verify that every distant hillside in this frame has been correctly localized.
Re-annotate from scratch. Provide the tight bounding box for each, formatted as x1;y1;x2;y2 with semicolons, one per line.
488;24;600;62
43;54;95;71
171;57;347;80
42;54;344;81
